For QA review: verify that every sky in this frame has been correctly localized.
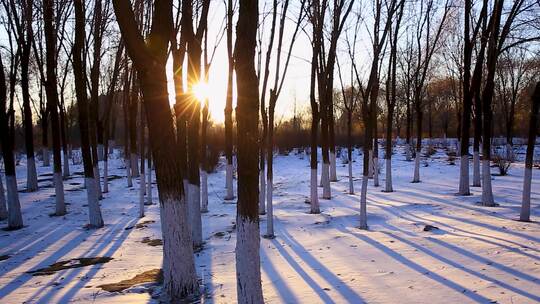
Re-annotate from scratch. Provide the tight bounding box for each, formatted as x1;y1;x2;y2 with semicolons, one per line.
165;0;315;124
0;0;378;125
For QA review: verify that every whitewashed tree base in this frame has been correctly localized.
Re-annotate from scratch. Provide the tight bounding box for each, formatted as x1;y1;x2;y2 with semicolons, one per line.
235;216;264;304
520;167;532;221
330;152;337;181
412;155;421;183
54;172;66;216
85;177;104;228
160;197;199;300
225;164;234;200
359;175;368;230
384;158;393;192
458;155;470;195
266;178;274;237
201;171;208;213
322;163;331;199
481;159;495;206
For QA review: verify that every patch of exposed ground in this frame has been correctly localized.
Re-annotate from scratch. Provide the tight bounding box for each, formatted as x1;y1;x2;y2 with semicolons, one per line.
98;269;162;292
27;257;113;276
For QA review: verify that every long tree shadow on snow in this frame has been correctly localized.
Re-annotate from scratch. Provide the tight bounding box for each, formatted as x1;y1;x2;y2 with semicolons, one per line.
260;244;303;303
277;228;366;303
370;199;540;259
32;214;138;303
336;226;493;303
379;231;540;302
0;209;137;302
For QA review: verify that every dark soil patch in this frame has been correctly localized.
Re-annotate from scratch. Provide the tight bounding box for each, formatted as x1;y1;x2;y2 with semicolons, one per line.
0;255;10;261
27;257;113;276
141;237;162;246
136;220;155;229
125;220;155;230
98;268;162;292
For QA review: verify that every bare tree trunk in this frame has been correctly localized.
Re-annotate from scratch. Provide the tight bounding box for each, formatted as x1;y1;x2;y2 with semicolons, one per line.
59;101;70;179
520;82;539;222
139;100;146;218
201;98;209;213
0;56;23;229
89;0;104;200
19;0;38;191
412;93;422;183
309;44;320;213
481;0;504;207
122;67;133;188
129;80;139;178
373;114;379;186
224;0;235;201
74;0;103;228
234;0;264;301
43;0;65;216
146;147;152;205
458;0;473;195
113;0;199;299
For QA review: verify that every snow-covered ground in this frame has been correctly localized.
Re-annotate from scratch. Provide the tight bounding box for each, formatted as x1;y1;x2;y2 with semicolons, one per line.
0;145;539;303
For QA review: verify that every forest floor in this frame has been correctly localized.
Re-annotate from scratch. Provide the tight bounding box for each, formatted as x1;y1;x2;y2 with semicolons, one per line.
0;144;539;303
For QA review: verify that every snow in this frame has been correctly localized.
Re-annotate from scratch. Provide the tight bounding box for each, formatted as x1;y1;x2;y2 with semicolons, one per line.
1;144;539;303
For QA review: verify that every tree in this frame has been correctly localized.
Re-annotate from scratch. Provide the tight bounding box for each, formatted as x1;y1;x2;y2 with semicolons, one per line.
337;59;358;194
258;0;279;216
102;42;125;193
112;0;199;300
308;4;320;213
89;0;106;198
182;0;210;249
410;0;451;183
311;0;354;200
520;82;539;222
459;0;488;194
351;0;399;229
383;0;405;192
73;0;104;228
496;48;537;154
2;0;38;191
234;0;264;302
0;54;23;229
264;0;305;238
224;0;235;201
43;0;66;216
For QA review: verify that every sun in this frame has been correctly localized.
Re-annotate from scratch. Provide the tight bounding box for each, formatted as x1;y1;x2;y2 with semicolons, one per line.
192;81;209;102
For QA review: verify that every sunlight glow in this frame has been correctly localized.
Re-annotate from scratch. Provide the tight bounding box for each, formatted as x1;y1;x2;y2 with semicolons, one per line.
192;82;210;102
